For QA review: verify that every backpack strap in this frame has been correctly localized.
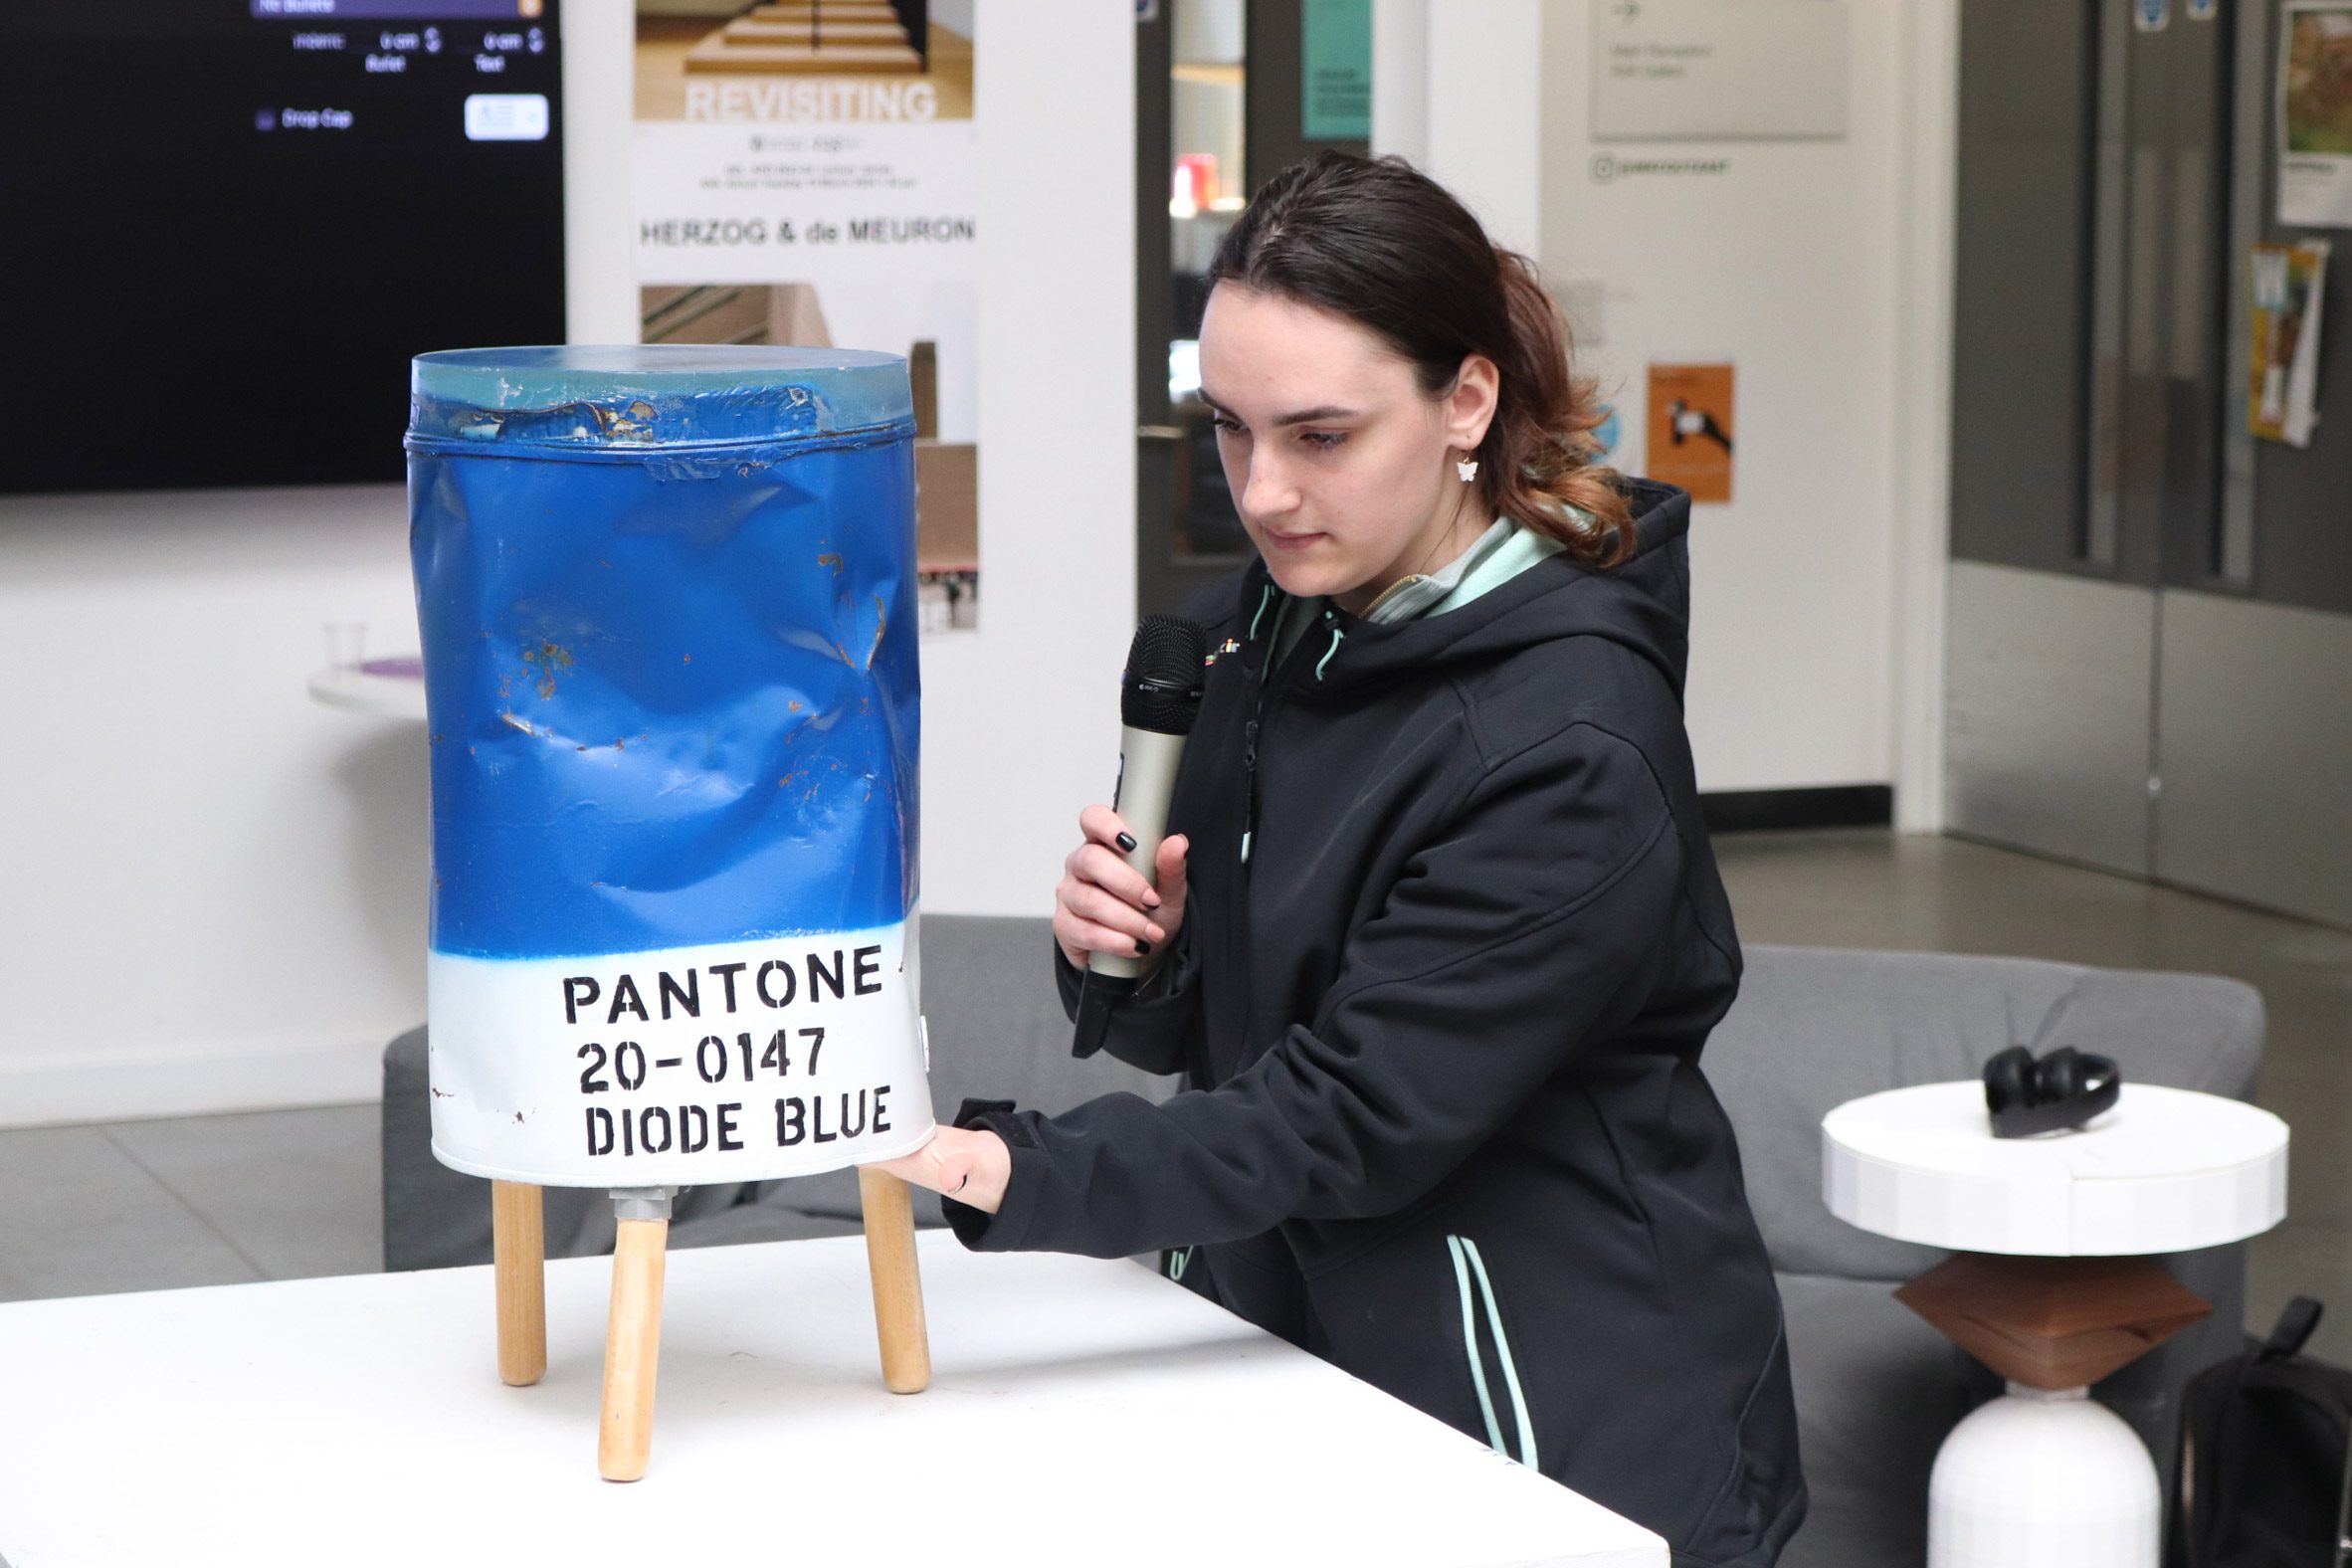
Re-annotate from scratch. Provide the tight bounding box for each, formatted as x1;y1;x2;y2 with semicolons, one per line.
2174;1342;2265;1568
2264;1297;2326;1363
2335;1430;2352;1568
2256;1296;2351;1567
2171;1362;2208;1568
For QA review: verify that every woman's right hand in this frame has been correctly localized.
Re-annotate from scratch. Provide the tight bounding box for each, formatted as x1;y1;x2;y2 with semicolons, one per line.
1054;804;1189;971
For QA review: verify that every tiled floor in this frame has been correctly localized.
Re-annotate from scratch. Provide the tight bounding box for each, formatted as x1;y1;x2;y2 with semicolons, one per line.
0;1105;381;1301
7;829;2350;1357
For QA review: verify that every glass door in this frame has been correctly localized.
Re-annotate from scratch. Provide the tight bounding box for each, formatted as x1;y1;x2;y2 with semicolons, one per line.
1137;0;1253;619
1133;0;1371;618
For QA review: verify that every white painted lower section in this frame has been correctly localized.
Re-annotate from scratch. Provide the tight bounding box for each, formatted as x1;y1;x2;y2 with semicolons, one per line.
428;921;933;1187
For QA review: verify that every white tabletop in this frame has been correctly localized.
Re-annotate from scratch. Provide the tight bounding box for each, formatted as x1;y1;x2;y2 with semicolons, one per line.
0;1232;1662;1568
1823;1081;2287;1257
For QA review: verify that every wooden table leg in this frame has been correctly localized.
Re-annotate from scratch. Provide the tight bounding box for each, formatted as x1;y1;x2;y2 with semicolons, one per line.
598;1212;669;1482
858;1167;931;1394
490;1180;545;1388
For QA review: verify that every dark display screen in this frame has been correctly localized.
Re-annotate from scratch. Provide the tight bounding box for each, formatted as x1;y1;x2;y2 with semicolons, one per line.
0;2;567;493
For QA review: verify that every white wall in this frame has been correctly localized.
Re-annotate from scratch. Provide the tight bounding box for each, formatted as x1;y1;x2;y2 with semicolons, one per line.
1890;1;1958;832
925;0;1135;913
0;487;426;1125
0;0;1133;1126
1534;0;1892;795
1389;0;1954;813
1425;0;1545;256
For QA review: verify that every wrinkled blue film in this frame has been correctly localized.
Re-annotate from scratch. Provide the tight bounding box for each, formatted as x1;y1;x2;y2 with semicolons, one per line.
406;345;919;960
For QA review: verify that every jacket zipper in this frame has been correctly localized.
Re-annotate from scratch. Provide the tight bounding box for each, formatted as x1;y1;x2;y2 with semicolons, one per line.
1241;596;1337;866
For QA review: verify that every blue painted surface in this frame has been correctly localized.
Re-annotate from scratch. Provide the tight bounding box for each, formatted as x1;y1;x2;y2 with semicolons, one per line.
407;346;920;959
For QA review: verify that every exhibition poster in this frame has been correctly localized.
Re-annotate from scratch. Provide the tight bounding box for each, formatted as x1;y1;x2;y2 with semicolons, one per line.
2249;240;2330;448
633;1;979;623
2279;3;2352;228
1646;363;1736;505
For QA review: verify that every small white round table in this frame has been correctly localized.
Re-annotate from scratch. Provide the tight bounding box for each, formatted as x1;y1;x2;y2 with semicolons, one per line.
1823;1081;2288;1568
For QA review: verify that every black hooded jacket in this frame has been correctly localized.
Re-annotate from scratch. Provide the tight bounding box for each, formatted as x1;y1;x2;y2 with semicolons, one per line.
945;481;1805;1566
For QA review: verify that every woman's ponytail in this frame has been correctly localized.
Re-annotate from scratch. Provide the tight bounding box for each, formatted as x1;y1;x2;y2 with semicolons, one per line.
1485;249;1635;566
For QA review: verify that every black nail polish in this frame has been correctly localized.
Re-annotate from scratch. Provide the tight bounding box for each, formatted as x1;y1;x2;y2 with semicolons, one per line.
1135;938;1153;956
1116;832;1138;853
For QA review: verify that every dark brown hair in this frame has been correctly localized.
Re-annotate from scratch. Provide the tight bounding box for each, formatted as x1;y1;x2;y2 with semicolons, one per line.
1206;150;1634;567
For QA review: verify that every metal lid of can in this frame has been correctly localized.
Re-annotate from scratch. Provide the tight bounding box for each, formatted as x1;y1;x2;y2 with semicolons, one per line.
407;343;913;452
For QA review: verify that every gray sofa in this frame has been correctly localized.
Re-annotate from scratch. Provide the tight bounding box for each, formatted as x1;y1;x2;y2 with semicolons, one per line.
382;923;2264;1567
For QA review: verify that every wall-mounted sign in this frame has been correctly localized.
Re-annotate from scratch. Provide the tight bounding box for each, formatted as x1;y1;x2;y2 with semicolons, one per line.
2250;240;2330;448
1590;152;1732;184
1647;363;1736;505
1591;0;1848;141
2279;3;2352;227
1302;0;1372;140
632;1;984;613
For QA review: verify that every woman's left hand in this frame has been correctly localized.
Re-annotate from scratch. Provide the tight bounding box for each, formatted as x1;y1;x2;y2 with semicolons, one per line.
863;1124;1013;1214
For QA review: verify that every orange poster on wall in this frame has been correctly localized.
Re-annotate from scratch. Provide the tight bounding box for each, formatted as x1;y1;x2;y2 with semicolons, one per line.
1647;363;1736;504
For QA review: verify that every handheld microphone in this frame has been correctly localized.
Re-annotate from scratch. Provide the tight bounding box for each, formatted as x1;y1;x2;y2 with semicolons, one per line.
1074;614;1209;1059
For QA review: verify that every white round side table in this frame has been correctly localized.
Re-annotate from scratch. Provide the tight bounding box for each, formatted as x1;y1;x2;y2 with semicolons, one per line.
1823;1081;2288;1568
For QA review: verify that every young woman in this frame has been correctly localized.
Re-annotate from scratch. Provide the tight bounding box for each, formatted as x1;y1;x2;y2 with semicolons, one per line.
872;151;1805;1567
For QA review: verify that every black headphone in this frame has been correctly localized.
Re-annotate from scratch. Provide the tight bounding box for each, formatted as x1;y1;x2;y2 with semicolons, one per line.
1982;1045;2122;1139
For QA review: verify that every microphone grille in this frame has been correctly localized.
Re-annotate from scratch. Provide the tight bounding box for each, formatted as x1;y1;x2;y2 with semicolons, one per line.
1121;615;1210;734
